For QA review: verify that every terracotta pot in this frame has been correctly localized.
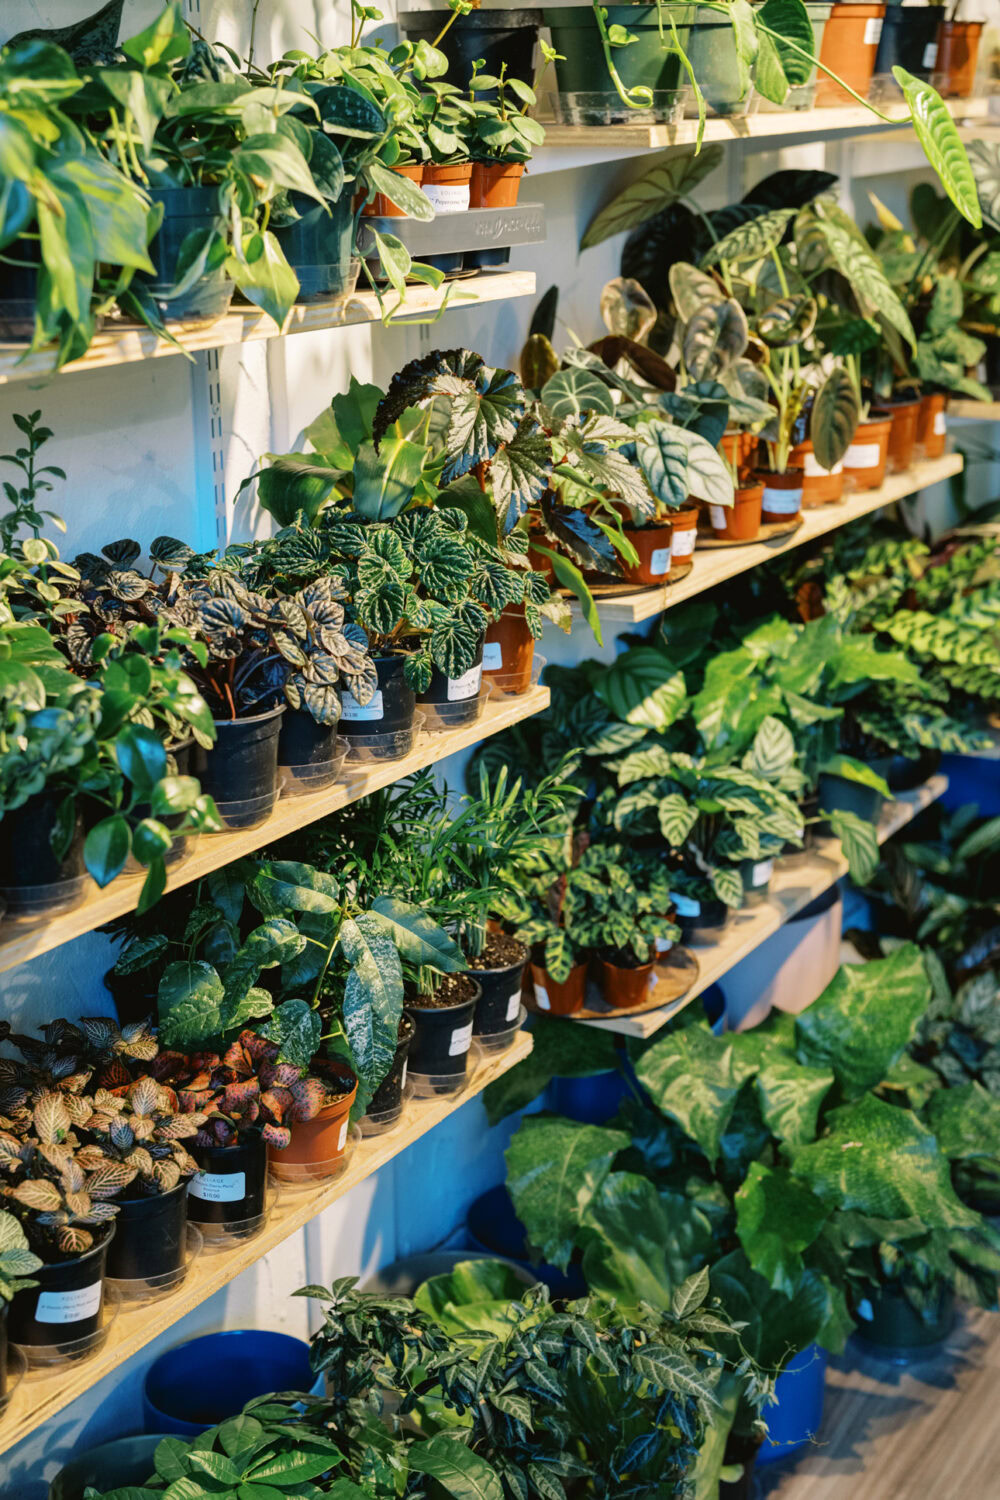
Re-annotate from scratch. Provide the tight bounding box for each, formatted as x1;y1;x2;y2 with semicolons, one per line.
527;531;556;583
530;960;587;1016
789;437;844;507
669;503;700;565
483;604;534;695
708;481;763;540
719;429;742;470
875;399;921;474
598;956;656;1010
469;161;524;208
917;391;948;458
268;1063;358;1181
621;521;673;583
422;161;473;213
936;20;984;98
363;162;424;218
757;468;804;524
815;2;886;107
843;414;892;490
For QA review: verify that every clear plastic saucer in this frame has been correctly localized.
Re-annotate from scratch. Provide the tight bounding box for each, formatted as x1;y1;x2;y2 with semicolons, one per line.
197;1178;277;1250
106;1224;204;1303
342;712;425;764
481;654;546;699
360;1081;415;1138
268;1125;361;1187
475;1005;527;1055
408;1043;480;1099
15;1284;120;1368
549;89;686;126
208;789;281;832
0;874;89;923
419;684;489;733
0;1343;27;1416
278;737;349;796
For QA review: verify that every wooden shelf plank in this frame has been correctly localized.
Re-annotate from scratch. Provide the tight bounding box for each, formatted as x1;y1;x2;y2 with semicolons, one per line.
949;400;1000;421
582;774;948;1039
0;685;550;974
0;271;537;387
582;454;963;625
0;1030;533;1459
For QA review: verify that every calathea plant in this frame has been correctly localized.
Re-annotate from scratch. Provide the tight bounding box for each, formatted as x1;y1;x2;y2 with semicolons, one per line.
557;842;678;968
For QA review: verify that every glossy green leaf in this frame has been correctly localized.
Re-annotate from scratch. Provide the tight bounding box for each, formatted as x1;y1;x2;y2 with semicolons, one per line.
581;145;724;250
505;1116;628;1271
811;366;861;471
893;67;982;229
636;1023;758;1163
407;1435;504;1500
580;1173;714;1310
734;1162;828;1295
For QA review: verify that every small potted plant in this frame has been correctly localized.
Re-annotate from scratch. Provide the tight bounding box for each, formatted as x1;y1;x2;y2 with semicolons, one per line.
934;1;985;98
563;842;679;1009
257;1048;359;1183
0;1210;41;1400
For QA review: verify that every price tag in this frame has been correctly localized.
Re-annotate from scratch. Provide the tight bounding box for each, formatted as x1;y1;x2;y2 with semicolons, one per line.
923;42;938;69
934;411;947;436
648;970;658;990
447;663;482;701
649;545;671;575
482;641;503;671
671;527;696;558
671;893;701;918
401;1061;408;1090
856;1298;874;1322
506;989;522;1023
35;1281;102;1325
337;1120;349;1150
534;983;551;1010
449;1021;473;1056
804;452;843;479
341;688;384;721
844;442;881;469
709;504;728;530
190;1170;246;1203
655;936;674;954
422;183;470;212
762;486;802;514
751;860;774;887
863;16;883;45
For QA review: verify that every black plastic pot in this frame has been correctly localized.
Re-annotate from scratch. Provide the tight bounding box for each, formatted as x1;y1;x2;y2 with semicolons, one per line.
137;186;233;322
274;191;356;302
678;896;731;945
874;5;942;82
854;1282;955;1354
192;706;284;830
366;1015;415;1118
985;334;1000;392
0;234;41;340
103;965;159;1028
187;1138;267;1229
405;982;482;1084
399;9;541;88
7;1230;112;1349
339;653;417;760
49;1435;171;1500
471;943;529;1037
278;707;342;789
0;788;87;919
417;635;485;730
818;755;892;828
464;247;512;271
105;1182;189;1284
887;748;941;793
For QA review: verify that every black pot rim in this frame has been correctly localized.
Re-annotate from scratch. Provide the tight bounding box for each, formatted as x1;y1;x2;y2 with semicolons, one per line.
465;940;529;977
35;1222;115;1271
211;704;286;728
406;978;483;1014
117;1180;190;1209
401;7;542;24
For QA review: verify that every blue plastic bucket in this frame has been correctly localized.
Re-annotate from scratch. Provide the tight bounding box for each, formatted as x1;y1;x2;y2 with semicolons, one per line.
143;1329;319;1434
939;753;1000;817
756;1343;828;1465
548;1070;627;1123
466;1185;587;1298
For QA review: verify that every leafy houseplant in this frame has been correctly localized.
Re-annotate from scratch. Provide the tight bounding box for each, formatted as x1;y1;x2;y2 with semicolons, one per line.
560;842;679;1008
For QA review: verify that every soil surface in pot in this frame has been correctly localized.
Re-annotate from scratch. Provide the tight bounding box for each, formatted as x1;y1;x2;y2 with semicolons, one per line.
600;945;653;968
466;932;526;970
410;972;479;1009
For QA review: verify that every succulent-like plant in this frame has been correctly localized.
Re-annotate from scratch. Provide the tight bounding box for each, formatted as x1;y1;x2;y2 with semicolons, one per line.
82;1077;204;1195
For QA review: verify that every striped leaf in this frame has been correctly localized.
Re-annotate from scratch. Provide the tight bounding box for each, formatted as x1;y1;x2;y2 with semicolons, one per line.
700;208;795;269
581;146;724;250
811;367;861;471
894;68;982;229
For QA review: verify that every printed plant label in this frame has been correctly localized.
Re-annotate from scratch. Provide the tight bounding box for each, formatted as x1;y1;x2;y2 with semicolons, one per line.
449;1022;473;1056
190;1170;246;1203
341;689;384;721
35;1281;103;1325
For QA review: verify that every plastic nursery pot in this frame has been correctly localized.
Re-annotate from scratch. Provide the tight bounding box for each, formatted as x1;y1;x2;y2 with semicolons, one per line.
674;892;732;945
399;9;542;89
621;521;673;584
529;959;587;1016
483;604;535;695
468;934;529;1042
918;390;948;458
49;1435;174;1500
186;1137;267;1231
669;502;700;565
739;855;774;907
137;186;234;323
103;965;158;1029
278;707;345;794
364;161;424;218
274;190;358;302
417;633;486;731
709;481;763;541
469;160;525;208
598;955;657;1010
872;5;942;89
853;1283;955;1356
936;19;984;98
421;161;473;215
818;754;892;826
755;1345;829;1467
405;975;482;1092
268;1060;358;1182
362;1014;415;1134
0;787;88;921
0;234;43;340
143;1329;316;1435
789;437;845;507
339;652;417;761
683;11;756;116
192;705;284;831
757;468;804;524
842;415;892;491
814;2;886;108
105;1181;189;1285
543;5;695;95
888;746;941;793
7;1229;113;1353
874;398;922;475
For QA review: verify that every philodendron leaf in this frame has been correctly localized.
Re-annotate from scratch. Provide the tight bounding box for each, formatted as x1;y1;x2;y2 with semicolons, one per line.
371;897;464;970
407;1434;504;1500
580;1173;715;1310
734;1161;829;1296
635;1023;759;1163
505;1115;628;1271
794;945;929;1100
580;145;724;250
893;68;982;229
699;207;796;269
811;366;861;471
593;646;688;730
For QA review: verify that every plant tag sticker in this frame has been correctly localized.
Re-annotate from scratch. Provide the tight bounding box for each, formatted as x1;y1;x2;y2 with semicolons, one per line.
934;411;947;436
449;1021;473;1056
447;663;482;701
648;970;658;990
190;1170;246;1203
762;486;802;514
341;688;384;721
856;1298;874;1322
337;1120;349;1151
923;42;938;69
534;984;551;1010
671;527;696;558
482;641;503;672
35;1281;102;1325
655;936;674;954
709;505;727;530
863;16;882;45
650;546;671;575
422;183;470;213
401;1061;408;1090
844;442;881;469
803;453;843;479
506;989;522;1022
752;860;773;887
671;893;700;918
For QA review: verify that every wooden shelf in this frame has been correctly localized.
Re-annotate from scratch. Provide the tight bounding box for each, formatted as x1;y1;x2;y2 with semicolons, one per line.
0;271;537;387
0;1029;533;1459
0;685;549;974
948;400;1000;421
582;454;963;625
531;96;992;170
582;773;948;1039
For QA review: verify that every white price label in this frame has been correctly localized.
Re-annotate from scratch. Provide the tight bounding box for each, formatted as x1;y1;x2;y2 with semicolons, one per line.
934;411;947;436
762;486;802;515
482;641;503;672
341;688;384;722
857;1298;874;1322
751;860;774;887
709;504;728;531
449;1021;473;1056
671;526;696;558
190;1170;246;1204
401;1061;408;1090
863;16;883;45
923;42;938;69
649;545;671;575
506;989;522;1023
422;182;470;212
844;442;881;470
648;970;658;990
447;663;482;702
35;1281;102;1326
534;983;551;1010
337;1120;349;1150
655;936;674;954
804;452;843;479
671;893;701;918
